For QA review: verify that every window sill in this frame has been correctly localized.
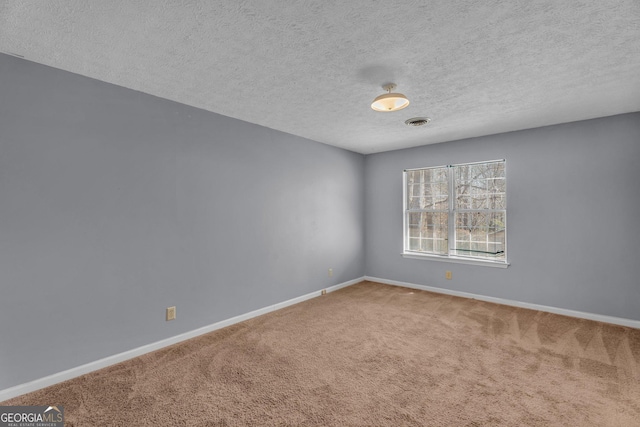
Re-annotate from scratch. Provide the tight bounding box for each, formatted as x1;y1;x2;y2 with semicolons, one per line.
401;252;510;268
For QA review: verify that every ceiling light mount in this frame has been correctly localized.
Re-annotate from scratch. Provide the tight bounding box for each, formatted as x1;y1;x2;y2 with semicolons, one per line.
382;83;397;92
371;83;410;112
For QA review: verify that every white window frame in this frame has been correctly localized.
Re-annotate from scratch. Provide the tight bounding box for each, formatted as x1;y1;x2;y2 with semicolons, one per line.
402;159;509;268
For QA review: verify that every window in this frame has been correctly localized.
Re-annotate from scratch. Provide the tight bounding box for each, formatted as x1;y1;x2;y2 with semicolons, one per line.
403;160;507;265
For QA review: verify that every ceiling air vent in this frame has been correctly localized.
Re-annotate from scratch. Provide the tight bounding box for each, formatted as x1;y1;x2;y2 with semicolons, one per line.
404;117;431;127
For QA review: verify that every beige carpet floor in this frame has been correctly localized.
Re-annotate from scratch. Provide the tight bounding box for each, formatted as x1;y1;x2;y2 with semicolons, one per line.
4;281;640;426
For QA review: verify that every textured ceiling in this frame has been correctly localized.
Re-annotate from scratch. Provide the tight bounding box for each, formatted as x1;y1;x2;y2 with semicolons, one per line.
1;1;639;153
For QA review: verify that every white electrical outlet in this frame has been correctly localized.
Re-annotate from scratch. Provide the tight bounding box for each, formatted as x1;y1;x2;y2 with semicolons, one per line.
166;306;176;321
328;268;333;277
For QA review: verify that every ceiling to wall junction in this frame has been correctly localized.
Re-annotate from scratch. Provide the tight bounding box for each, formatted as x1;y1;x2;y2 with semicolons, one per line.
1;0;639;153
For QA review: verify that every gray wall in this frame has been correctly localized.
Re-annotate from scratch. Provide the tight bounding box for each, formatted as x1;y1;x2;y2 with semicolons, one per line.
0;54;365;390
365;113;640;321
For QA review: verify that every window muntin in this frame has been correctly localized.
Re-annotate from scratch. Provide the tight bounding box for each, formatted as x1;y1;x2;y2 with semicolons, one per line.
404;160;506;263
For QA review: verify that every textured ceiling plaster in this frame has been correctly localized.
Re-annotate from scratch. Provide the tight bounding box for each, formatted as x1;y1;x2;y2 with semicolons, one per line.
1;1;639;153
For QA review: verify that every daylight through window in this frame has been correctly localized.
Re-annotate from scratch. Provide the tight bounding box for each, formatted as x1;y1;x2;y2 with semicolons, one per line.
403;160;506;264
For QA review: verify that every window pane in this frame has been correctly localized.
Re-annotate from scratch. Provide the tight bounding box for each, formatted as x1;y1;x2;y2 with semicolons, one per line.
454;211;505;259
455;162;505;210
406;167;448;210
406;212;448;254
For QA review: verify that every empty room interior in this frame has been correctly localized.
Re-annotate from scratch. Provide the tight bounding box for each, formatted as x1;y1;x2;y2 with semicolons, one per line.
1;1;639;425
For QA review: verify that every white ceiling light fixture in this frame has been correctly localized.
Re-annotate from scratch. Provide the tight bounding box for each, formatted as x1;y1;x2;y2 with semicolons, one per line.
371;83;410;112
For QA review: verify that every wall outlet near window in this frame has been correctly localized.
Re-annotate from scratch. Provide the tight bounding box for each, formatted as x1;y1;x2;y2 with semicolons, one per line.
445;271;452;280
166;306;176;321
328;268;333;277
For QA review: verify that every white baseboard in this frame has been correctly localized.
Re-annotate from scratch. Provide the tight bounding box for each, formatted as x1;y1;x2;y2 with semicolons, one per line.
364;276;640;329
0;277;364;402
